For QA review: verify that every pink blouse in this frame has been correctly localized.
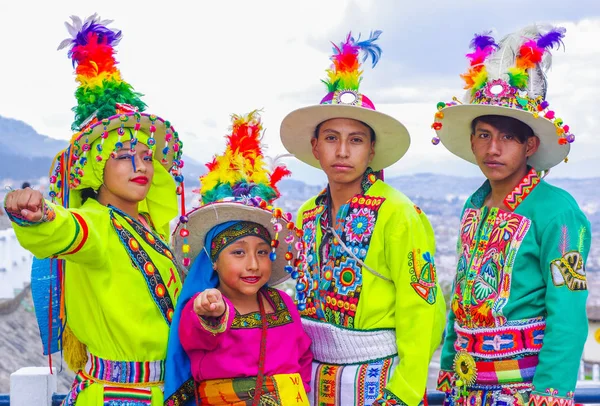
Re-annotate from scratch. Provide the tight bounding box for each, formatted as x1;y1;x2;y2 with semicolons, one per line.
179;287;312;393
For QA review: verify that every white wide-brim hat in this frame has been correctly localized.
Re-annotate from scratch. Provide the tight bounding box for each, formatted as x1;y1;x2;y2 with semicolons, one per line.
172;202;299;286
435;104;570;172
280;103;410;171
431;26;575;171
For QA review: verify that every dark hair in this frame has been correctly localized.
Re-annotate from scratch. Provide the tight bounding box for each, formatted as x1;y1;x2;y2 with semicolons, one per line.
471;115;534;144
314;120;376;142
21;182;31;189
81;187;98;204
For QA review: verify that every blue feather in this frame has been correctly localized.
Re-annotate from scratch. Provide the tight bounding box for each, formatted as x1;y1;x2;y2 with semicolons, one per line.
354;30;383;67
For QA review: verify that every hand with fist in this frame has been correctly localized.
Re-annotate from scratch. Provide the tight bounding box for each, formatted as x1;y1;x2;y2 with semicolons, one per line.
193;288;226;318
4;188;45;223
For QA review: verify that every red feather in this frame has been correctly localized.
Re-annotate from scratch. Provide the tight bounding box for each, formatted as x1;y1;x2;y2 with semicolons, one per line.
205;157;218;171
270;166;291;187
516;40;544;69
226;122;262;158
72;33;119;78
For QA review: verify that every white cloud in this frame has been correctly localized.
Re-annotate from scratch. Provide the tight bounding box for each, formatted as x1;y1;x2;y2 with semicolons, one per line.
0;3;598;183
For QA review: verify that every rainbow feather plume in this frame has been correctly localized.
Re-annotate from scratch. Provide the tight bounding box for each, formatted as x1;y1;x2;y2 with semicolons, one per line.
58;14;146;131
200;110;291;204
461;32;497;92
322;30;382;93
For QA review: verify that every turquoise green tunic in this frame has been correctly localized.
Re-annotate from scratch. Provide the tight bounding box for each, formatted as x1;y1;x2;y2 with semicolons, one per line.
437;168;592;406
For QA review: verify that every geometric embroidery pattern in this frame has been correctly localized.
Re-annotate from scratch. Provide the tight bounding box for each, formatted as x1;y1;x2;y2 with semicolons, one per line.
504;168;540;212
453;206;530;328
436;370;455;393
300;168;385;328
357;358;393;405
529;392;574;406
315;364;344;405
408;250;437;305
231;288;294;329
110;208;175;325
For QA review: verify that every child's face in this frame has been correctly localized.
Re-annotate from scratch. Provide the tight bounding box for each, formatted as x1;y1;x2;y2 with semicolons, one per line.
215;236;272;299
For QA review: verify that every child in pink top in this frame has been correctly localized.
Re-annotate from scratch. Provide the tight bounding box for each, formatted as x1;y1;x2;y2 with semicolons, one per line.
164;111;312;406
180;282;312;391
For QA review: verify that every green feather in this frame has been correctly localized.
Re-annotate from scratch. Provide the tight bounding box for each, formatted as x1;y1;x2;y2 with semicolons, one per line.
507;67;529;89
72;81;147;130
251;184;277;202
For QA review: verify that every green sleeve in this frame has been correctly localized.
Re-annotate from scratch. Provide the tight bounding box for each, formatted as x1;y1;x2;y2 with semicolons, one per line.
381;208;447;406
11;200;107;267
529;209;591;405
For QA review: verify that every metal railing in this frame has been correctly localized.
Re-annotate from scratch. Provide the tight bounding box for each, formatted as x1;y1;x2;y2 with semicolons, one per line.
2;389;600;406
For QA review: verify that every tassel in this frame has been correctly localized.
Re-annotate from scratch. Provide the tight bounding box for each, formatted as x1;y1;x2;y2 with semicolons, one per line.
62;323;88;371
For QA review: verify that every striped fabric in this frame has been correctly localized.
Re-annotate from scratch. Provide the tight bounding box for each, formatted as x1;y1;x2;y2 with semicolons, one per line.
197;373;308;405
62;353;164;406
86;353;165;384
475;355;538;385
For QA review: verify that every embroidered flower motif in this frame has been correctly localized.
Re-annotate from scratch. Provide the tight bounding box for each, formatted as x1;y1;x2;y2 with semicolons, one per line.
334;257;363;295
471;299;494;326
453;351;477;386
483;78;513;99
545;388;559;396
344;207;376;243
461;209;479;243
490;212;521;243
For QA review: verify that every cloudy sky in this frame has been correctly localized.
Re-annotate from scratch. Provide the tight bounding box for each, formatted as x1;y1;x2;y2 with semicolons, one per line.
1;0;599;184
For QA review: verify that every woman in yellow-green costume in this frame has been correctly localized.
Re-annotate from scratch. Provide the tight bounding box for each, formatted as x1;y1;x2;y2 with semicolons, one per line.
3;14;186;406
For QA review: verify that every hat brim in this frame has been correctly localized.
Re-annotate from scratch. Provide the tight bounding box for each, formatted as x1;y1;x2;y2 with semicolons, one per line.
280;104;410;171
172;203;296;287
436;104;569;171
75;112;179;170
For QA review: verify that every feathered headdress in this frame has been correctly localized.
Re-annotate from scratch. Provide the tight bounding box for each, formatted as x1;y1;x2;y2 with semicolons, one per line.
280;29;411;171
319;30;382;109
459;26;566;103
431;24;573;171
58;14;146;131
199;110;291;204
322;30;382;94
49;14;184;201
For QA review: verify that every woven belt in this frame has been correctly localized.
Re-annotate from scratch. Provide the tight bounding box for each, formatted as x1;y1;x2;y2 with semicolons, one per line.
475;355;538;385
453;352;538;387
302;318;397;365
454;319;545;359
62;353;164;406
84;353;165;384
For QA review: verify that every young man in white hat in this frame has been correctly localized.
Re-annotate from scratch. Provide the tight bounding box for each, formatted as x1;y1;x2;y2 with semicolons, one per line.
431;27;592;406
280;31;446;406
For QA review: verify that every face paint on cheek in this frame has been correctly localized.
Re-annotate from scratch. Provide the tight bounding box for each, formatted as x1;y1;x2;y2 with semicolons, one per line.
130;154;137;172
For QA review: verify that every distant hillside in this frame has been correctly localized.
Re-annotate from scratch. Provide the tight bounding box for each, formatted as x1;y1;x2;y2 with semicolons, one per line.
0;116;67;158
0;115;206;183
